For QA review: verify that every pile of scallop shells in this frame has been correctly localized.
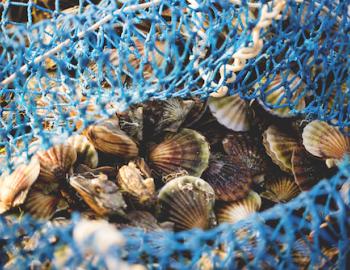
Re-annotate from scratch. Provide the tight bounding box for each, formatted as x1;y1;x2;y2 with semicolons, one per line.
1;94;348;230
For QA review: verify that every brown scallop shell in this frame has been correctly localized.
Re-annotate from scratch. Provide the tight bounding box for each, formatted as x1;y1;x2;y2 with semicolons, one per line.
85;118;139;159
262;125;299;173
148;128;210;179
24;188;68;219
157;176;216;231
302;120;350;167
201;154;252;202
67;135;98;169
291;146;329;191
36;144;77;182
0;156;40;213
223;133;270;179
260;175;300;203
117;106;144;142
217;191;262;224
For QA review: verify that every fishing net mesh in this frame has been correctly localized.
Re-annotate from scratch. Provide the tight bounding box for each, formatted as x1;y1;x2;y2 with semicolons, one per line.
0;0;349;268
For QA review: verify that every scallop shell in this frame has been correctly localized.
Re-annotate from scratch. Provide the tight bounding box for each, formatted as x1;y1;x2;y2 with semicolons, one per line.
291;146;328;191
117;162;156;205
201;154;252;202
148;128;210;179
260;176;300;203
24;188;68;219
223;133;270;179
143;98;195;136
75;164;117;180
302;120;350;167
36;144;77;182
217;191;262;224
257;72;306;118
67;135;98;169
121;211;165;232
0;156;40;213
182;98;208;127
208;95;251;132
85;118;139;159
263;125;299;173
157;176;216;231
118;106;144;142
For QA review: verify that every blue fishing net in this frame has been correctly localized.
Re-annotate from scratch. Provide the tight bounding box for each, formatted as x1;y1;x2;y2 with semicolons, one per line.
0;0;349;268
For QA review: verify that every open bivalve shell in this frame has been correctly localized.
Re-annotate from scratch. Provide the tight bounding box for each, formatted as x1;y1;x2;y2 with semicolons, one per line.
157;176;216;231
148;129;210;179
302;120;350;168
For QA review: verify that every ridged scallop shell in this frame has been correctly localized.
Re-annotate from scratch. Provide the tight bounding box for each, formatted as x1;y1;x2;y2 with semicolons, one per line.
117;162;156;205
0;156;40;213
182;98;208;127
291;146;329;191
263;125;299;173
201;154;252;202
24;188;68;219
120;211;165;232
118;106;143;142
85;118;139;159
36;144;77;182
223;133;270;179
217;191;262;224
148;129;210;179
67;135;98;169
75;164;117;180
208;95;251;132
302;120;350;167
157;176;216;231
260;176;300;203
257;72;306;118
143;99;195;136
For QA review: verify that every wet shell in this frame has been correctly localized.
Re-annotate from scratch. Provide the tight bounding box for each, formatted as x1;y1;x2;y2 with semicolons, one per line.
208;95;251;132
263;125;299;173
118;106;144;142
143;98;195;136
24;189;68;219
291;146;329;191
69;173;127;217
302;120;350;167
0;156;40;213
117;162;156;205
340;182;350;205
67;135;98;169
75;164;117;180
201;154;252;202
157;176;216;231
223;133;270;179
36;144;77;182
182;98;208;127
217;191;262;224
257;72;306;118
85;118;139;159
120;211;166;232
148;129;210;179
260;176;300;203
